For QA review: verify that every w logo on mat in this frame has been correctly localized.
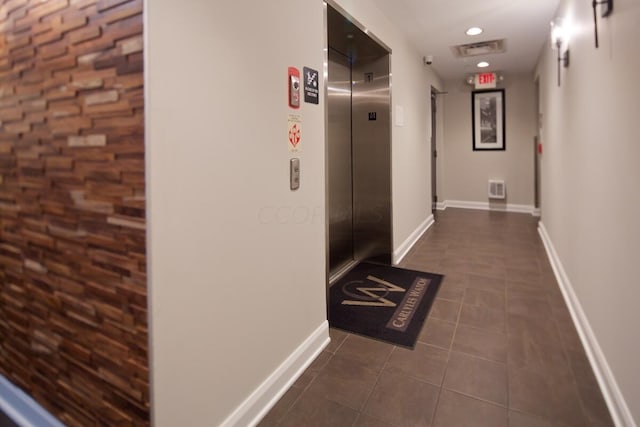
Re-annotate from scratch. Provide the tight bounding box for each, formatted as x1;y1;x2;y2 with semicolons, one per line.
341;275;405;307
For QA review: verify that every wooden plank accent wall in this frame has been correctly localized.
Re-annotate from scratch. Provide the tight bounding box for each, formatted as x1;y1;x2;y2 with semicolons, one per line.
0;0;148;425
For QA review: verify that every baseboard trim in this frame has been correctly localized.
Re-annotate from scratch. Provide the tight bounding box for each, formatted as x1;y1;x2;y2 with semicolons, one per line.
0;375;65;427
221;320;330;427
393;214;435;264
538;222;636;427
439;200;536;215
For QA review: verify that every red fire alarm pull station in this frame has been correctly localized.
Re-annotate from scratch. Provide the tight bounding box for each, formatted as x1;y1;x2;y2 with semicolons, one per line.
288;67;300;109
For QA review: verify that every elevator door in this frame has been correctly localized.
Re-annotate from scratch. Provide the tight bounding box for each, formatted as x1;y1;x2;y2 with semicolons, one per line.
327;49;353;271
328;49;354;274
327;4;392;280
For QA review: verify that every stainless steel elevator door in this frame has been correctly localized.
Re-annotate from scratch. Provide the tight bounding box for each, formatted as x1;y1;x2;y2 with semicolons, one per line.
328;49;354;274
351;55;391;263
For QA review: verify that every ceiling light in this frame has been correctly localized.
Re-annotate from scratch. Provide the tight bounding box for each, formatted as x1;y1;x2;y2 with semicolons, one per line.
477;61;489;68
466;27;483;36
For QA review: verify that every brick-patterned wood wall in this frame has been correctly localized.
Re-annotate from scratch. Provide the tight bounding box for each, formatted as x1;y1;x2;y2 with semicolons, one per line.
0;0;147;425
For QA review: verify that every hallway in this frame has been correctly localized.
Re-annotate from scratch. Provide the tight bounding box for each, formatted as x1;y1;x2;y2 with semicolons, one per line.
260;209;612;426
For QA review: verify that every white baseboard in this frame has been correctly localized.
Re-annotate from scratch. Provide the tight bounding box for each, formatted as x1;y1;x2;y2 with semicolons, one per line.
439;200;537;215
538;223;636;427
221;321;330;427
393;214;435;264
435;202;447;211
0;376;65;427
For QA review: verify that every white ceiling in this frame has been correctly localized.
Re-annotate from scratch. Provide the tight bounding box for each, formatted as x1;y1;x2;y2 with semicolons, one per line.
368;0;561;80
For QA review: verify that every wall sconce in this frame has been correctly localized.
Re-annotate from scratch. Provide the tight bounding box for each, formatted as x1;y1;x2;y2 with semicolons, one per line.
592;0;613;48
550;19;570;87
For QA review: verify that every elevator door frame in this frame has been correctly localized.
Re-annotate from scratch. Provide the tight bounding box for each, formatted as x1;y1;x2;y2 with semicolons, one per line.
324;1;393;284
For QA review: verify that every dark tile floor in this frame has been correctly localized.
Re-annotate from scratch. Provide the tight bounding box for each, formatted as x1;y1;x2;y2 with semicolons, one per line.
0;410;18;427
259;209;613;427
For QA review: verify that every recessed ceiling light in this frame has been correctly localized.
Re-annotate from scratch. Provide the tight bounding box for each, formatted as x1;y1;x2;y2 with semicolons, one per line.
477;61;490;68
466;27;483;36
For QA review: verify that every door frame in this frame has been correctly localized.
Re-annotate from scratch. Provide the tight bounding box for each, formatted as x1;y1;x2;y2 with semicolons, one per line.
430;87;438;213
324;0;393;285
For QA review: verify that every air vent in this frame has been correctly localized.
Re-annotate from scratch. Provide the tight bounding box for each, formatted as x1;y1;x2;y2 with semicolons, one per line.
452;39;506;58
488;180;505;199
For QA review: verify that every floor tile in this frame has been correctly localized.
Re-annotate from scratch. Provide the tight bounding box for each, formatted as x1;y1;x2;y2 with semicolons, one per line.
459;304;506;333
353;413;397;427
0;411;20;427
439;257;469;271
293;350;333;389
463;287;506;311
439;271;468;288
507;295;552;319
507;410;551;427
418;317;456;349
452;325;507;362
507;282;548;300
505;267;541;286
566;348;599;390
257;386;304;426
433;389;508;427
509;367;586;427
472;253;507;267
335;334;394;373
306;353;379;410
326;328;348;353
384;343;448;386
506;313;561;347
278;392;359;427
557;324;585;352
443;351;508;405
466;273;506;294
577;384;614;426
507;334;571;377
464;262;506;279
363;370;439;426
428;298;461;323
435;284;465;303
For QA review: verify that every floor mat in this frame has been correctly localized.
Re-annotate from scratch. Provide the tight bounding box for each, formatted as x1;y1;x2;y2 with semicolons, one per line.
328;262;443;348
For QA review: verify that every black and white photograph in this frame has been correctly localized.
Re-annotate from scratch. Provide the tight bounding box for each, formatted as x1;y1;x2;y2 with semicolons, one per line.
472;89;505;151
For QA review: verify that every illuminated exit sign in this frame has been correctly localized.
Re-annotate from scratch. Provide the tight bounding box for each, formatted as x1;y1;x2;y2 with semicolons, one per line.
475;72;496;89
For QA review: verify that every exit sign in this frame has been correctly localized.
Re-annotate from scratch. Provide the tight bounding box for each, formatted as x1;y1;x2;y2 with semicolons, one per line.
475;72;496;89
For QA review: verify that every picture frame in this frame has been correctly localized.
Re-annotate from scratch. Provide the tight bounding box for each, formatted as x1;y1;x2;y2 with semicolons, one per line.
472;89;505;151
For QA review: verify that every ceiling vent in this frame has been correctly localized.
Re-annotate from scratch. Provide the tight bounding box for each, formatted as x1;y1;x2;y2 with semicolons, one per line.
452;39;506;58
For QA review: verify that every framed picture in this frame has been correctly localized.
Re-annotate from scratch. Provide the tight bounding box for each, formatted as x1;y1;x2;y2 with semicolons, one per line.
472;89;505;151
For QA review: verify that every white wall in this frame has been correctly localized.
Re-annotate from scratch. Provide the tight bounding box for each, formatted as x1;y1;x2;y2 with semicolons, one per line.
146;0;441;425
332;0;443;255
146;1;328;425
441;76;536;208
537;0;640;424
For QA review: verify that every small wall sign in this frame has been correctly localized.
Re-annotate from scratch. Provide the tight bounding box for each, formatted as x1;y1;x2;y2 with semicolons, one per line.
303;67;319;105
